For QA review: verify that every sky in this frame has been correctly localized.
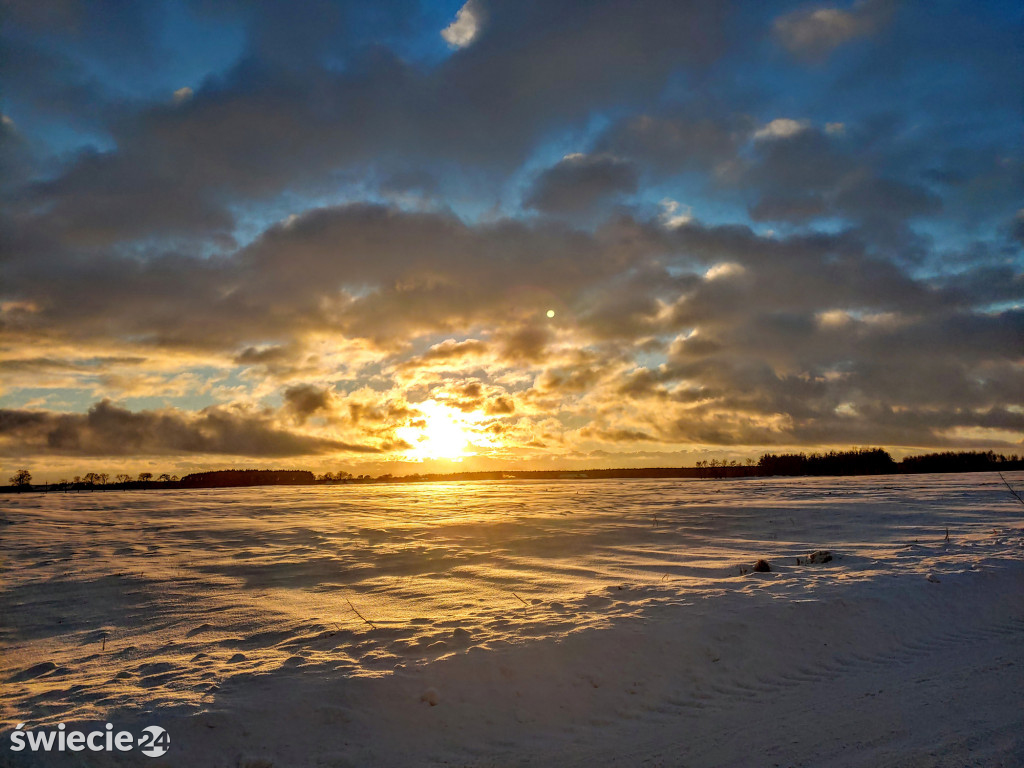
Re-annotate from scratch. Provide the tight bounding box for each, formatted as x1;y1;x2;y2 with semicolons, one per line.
1;0;1022;481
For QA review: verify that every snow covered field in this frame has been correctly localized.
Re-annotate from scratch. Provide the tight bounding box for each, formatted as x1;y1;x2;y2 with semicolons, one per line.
2;473;1023;767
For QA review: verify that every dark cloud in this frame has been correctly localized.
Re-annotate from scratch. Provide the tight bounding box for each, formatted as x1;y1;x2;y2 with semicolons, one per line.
1013;211;1024;245
749;194;826;222
495;325;552;363
3;0;733;247
0;400;384;458
0;356;145;375
283;384;336;423
234;345;295;366
379;169;440;199
534;362;607;394
597;113;751;177
0;2;154;131
485;395;515;415
0;115;35;192
524;154;637;214
738;123;946;240
833;173;941;223
579;426;656;443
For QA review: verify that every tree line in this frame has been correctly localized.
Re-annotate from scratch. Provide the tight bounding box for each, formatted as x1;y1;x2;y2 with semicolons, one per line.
7;470;181;491
6;449;1024;492
5;469;311;491
754;448;1022;477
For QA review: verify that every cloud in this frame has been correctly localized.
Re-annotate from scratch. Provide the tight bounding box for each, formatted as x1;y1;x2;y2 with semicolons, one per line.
0;115;33;192
2;0;734;248
1013;210;1024;245
495;325;552;363
5;194;1020;458
704;262;745;281
399;338;491;371
753;118;811;141
283;384;337;423
442;1;483;48
485;395;515;415
597;112;751;176
578;426;657;443
736;121;943;251
659;199;694;229
749;194;826;222
3;204;637;352
523;153;638;214
0;6;149;134
0;399;384;458
832;173;941;222
773;0;896;60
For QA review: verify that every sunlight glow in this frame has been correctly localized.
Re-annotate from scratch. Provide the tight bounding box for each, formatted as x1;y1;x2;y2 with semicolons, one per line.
397;401;477;461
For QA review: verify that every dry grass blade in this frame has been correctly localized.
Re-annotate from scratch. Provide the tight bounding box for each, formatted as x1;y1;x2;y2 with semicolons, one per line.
346;598;377;629
998;472;1024;506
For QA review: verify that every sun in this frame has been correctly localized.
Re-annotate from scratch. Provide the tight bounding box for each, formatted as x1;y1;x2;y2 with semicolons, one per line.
396;401;474;461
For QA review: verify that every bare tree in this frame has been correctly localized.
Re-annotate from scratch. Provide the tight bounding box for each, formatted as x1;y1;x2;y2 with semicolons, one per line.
9;469;32;488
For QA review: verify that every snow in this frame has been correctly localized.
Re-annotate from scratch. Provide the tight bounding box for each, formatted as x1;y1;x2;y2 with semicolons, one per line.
2;473;1023;766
